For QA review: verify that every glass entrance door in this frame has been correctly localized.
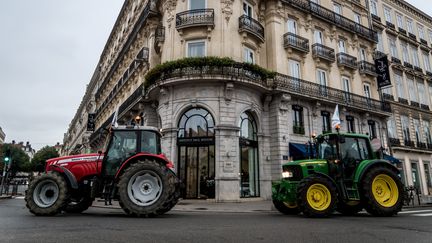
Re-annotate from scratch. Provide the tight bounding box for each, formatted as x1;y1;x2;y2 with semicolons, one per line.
179;145;215;199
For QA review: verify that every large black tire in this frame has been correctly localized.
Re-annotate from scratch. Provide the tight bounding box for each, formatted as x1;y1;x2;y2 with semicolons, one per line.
361;166;403;216
65;197;93;213
273;199;299;215
118;160;177;217
336;201;363;215
297;176;337;217
156;170;181;214
25;172;69;216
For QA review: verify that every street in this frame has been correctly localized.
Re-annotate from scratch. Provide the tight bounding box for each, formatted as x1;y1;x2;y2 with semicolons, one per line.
1;198;432;243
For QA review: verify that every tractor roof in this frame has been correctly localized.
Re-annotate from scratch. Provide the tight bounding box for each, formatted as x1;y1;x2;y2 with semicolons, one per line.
113;125;160;133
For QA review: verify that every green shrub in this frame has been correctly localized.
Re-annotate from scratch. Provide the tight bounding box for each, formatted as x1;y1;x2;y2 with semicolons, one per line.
144;56;276;88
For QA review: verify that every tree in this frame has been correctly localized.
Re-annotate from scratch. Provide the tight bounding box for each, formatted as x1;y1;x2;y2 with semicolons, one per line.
31;146;60;172
0;144;31;174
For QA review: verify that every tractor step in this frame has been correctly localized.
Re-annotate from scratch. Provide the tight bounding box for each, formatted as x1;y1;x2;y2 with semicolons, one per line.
346;187;360;200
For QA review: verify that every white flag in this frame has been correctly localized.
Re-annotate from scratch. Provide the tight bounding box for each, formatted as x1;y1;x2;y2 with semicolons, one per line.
331;104;341;129
111;106;119;128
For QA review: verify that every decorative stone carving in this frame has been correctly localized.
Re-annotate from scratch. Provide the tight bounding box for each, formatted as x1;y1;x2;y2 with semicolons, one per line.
221;0;234;22
224;82;234;103
279;94;291;114
163;0;177;28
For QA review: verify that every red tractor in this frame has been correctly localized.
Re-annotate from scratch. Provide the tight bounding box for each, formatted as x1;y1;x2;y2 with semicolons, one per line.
25;126;180;217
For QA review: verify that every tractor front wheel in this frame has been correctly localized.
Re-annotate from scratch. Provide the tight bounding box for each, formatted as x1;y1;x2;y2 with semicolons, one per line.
361;166;403;216
25;172;69;216
273;200;299;215
118;160;177;217
297;176;337;217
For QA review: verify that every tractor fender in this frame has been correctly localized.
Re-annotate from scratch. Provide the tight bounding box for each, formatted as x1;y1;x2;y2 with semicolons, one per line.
114;153;171;180
310;172;338;188
354;160;399;184
48;164;79;189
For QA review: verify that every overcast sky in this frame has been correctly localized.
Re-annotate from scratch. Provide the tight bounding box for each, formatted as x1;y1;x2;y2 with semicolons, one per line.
0;0;429;152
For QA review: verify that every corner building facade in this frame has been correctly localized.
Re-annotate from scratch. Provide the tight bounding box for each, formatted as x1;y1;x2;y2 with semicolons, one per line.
78;0;391;201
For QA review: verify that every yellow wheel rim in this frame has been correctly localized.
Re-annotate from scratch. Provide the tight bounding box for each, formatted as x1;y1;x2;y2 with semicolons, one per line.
306;183;331;211
372;174;399;208
283;201;297;208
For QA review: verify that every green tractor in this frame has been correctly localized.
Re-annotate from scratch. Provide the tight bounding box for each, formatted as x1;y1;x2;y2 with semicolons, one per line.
272;132;403;217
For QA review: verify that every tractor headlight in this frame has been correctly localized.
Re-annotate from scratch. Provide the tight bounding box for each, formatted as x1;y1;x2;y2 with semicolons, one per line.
282;171;293;178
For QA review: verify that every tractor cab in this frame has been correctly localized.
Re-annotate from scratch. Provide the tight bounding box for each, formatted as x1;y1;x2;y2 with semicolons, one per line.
102;125;162;177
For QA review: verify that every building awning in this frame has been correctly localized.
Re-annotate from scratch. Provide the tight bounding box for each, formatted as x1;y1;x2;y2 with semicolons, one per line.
289;143;314;161
383;154;401;164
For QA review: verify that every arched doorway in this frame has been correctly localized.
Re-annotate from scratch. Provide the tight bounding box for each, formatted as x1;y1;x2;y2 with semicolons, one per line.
239;112;260;197
177;107;215;199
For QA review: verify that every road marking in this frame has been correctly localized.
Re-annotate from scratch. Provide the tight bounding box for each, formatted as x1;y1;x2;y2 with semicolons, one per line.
13;196;25;199
399;209;432;214
411;213;432;217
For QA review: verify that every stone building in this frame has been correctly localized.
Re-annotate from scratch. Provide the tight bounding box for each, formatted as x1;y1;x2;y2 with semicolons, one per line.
371;0;432;203
67;0;392;201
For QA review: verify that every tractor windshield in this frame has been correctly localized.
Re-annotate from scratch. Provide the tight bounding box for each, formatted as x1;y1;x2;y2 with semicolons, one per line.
317;134;338;160
104;131;137;176
140;130;161;154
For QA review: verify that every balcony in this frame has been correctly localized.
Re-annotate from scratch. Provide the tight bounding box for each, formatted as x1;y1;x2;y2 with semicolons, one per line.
239;15;265;42
374;50;386;59
399;28;407;35
337;53;358;69
409;33;417;41
283;32;309;53
421;104;430;110
398;97;409;105
386;21;395;30
389;138;401;146
358;61;377;76
417;142;427;149
428;143;432;150
272;74;392;114
426;71;432;77
383;93;394;101
293;125;305;135
312;44;335;62
154;25;165;54
404;62;413;69
404;140;415;147
391;57;402;64
372;14;381;22
280;0;377;42
410;101;420;108
414;66;423;73
420;38;428;45
176;9;214;30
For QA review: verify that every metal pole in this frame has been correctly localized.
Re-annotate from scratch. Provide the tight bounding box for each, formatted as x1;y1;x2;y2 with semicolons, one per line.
0;164;6;195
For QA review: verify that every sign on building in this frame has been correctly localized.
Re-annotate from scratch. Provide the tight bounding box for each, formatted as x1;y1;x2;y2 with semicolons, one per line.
375;55;392;88
87;113;96;131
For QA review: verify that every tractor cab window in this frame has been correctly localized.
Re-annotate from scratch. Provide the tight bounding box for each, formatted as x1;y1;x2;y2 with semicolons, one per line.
317;135;338;160
104;131;137;176
340;137;372;162
140;131;161;154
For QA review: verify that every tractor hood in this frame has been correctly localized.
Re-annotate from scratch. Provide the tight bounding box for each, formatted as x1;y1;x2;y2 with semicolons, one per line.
45;153;104;171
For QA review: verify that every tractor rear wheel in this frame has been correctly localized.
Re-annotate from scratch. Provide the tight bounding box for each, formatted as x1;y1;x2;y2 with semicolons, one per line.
65;197;93;213
361;166;403;216
297;176;337;217
273;200;299;215
25;172;69;216
336;201;363;215
118;159;177;217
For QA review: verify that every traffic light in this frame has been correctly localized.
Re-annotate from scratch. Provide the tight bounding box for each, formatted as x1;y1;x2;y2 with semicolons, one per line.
3;149;11;164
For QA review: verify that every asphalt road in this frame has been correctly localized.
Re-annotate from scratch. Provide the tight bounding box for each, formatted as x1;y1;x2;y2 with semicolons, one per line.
1;198;432;243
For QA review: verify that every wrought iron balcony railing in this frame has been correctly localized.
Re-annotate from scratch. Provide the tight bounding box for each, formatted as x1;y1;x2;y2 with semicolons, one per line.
283;32;309;53
337;53;358;69
426;71;432;77
358;61;376;75
280;0;377;42
389;138;401;146
409;33;417;40
420;38;428;45
404;140;415;147
239;15;265;42
398;97;409;105
386;21;395;29
404;62;413;69
176;9;215;30
421;104;430;110
293;125;305;135
398;28;407;35
391;57;402;64
382;93;394;101
371;14;381;22
417;142;427;149
428;143;432;150
272;74;391;113
374;50;386;59
410;101;420;108
312;43;335;62
414;66;423;73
